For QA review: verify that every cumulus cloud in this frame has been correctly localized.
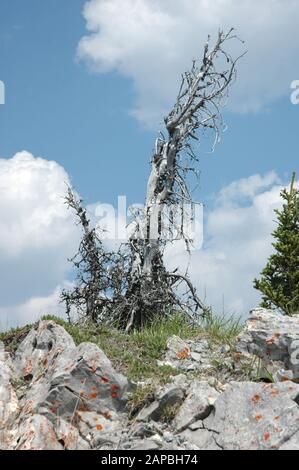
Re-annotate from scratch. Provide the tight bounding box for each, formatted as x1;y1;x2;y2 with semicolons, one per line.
78;0;299;126
165;171;291;318
0;151;294;326
0;283;72;330
0;152;80;327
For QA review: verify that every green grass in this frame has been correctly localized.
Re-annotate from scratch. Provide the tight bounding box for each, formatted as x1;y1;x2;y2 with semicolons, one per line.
41;314;205;380
203;313;243;345
0;324;33;353
127;383;156;418
1;312;244;416
1;312;243;383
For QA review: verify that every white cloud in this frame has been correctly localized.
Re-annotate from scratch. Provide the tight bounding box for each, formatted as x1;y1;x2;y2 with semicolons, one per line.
0;151;294;327
78;0;299;126
165;171;291;318
0;284;71;331
0;152;80;327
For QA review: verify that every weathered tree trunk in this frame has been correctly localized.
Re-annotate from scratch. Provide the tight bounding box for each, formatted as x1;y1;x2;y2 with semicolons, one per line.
123;29;244;330
63;29;244;330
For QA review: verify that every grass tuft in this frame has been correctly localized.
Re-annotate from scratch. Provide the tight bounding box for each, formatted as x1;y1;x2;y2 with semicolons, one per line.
1;312;243;388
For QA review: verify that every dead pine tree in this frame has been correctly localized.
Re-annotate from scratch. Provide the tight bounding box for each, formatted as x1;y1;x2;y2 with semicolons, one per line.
61;187;116;323
116;29;245;330
62;29;244;330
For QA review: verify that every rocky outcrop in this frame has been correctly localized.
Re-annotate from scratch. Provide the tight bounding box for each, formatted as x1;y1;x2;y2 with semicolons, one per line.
237;308;299;382
179;381;299;450
173;381;219;433
0;320;130;450
136;379;185;423
133;377;299;450
1;310;299;450
158;335;212;372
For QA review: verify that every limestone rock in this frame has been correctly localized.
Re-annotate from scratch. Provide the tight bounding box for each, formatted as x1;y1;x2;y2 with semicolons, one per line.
1;320;130;450
195;381;299;450
0;342;19;431
13;320;76;381
174;381;220;433
13;414;63;450
1;316;299;450
136;380;186;422
54;417;90;450
166;336;191;360
14;322;130;424
237;308;299;381
76;410;124;448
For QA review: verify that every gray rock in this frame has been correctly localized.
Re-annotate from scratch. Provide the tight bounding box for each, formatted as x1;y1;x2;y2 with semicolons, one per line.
180;427;219;450
55;417;90;449
279;431;299;450
160;336;213;373
173;381;219;432
1;320;131;450
14;323;130;422
125;439;162;450
275;368;297;382
0;345;19;431
189;420;203;431
166;336;191;360
190;352;202;362
237;308;299;380
190;339;209;353
136;401;161;422
170;373;190;391
220;344;231;354
2;317;299;450
163;430;174;442
199;381;299;450
136;382;185;422
76;410;124;447
129;422;156;438
13;414;63;450
13;320;76;381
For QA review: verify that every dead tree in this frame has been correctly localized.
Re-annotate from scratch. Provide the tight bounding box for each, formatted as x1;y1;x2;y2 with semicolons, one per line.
61;188;115;322
62;29;244;330
115;29;244;330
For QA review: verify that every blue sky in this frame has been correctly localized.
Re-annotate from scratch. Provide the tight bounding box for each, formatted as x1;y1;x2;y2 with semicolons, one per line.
0;0;153;206
0;0;298;326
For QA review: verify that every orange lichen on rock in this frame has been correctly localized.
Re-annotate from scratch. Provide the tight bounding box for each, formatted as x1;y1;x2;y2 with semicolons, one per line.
255;415;263;421
176;347;191;360
280;376;291;382
263;433;270;442
77;404;90;412
22;359;33;377
251;394;261;405
266;338;275;345
96;424;103;431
